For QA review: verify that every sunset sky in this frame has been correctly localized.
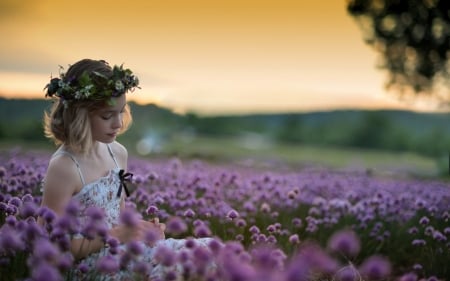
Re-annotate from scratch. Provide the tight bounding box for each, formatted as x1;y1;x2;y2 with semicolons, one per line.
0;0;442;115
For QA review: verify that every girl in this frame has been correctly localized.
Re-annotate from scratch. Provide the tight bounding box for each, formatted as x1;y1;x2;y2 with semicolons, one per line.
39;59;215;280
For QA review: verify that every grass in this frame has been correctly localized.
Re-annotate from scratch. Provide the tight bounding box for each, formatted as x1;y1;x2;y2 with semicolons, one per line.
0;136;441;178
126;135;440;179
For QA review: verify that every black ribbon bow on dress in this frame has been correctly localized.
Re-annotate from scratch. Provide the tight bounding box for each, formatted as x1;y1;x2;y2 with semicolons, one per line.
118;169;133;198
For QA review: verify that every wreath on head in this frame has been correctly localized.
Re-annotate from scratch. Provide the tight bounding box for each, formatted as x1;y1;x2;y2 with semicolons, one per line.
44;64;140;107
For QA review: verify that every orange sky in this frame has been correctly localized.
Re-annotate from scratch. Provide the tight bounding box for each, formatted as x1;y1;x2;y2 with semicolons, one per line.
0;0;442;115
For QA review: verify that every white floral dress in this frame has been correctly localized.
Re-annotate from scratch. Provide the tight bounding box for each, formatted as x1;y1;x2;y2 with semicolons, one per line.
51;146;214;280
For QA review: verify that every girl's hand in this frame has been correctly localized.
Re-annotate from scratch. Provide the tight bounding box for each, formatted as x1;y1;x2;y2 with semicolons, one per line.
109;219;165;244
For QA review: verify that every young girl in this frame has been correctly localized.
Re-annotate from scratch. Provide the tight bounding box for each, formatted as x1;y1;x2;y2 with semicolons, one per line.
39;59;215;280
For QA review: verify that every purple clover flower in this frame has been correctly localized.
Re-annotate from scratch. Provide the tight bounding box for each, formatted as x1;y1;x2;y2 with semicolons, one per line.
359;255;391;280
154;245;177;267
0;226;25;253
96;255;120;274
288;234;300;244
146;205;159;216
19;201;38;218
127;240;144;256
226;209;239;220
31;262;63;281
235;218;247;228
144;227;162;246
328;230;361;257
419;216;430;225
249;225;260;234
399;272;418;281
165;216;188;235
120;208;140;227
183;208;196;218
292;217;302;228
33;238;60;262
194;223;212;238
334;264;361;281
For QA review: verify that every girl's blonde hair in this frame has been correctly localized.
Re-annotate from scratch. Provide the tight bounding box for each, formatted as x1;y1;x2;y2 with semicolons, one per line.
43;59;133;153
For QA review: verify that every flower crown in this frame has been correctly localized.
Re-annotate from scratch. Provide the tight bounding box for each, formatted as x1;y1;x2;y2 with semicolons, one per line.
44;64;140;107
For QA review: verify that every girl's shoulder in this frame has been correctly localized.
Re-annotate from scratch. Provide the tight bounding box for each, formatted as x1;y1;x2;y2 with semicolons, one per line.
109;141;127;158
48;152;80;176
43;152;82;194
108;141;128;167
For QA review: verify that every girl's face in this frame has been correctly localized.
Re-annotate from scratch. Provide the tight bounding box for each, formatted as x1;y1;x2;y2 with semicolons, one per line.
90;95;127;143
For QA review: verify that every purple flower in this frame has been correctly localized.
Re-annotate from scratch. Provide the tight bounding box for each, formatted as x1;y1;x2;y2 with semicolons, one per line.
226;209;239;220
24;220;44;241
266;224;276;233
154;245;176;267
412;263;423;270
40;207;56;224
184;238;196;249
208;238;223;254
33;238;60;261
220;253;256;281
19;201;38;218
292;218;302;228
133;260;150;276
399;272;418;281
107;237;120;248
8;196;22;207
64;200;80;217
359;255;391;280
408;227;419;234
86;206;105;221
327;229;361;257
31;262;63;281
146;205;159;216
432;230;447;242
419;216;430;225
424;226;434;236
0;226;25;253
183;208;196;218
193;246;212;267
81;222;98;240
165;216;188;235
5;215;16;227
165;270;177;281
120;208;140;227
289;234;300;244
0;166;6;178
260;202;271;213
77;262;89;273
249;225;260;234
334;265;361;281
127;240;144;256
57;253;74;271
412;239;426;246
96;255;120;274
235;218;247;228
144;227;162;246
195;223;212;238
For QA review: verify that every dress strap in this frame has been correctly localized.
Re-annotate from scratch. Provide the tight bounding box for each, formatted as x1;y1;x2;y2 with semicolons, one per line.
53;150;86;186
107;144;120;169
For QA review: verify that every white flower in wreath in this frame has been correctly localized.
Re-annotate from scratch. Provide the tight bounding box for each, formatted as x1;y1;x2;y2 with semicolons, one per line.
115;80;125;92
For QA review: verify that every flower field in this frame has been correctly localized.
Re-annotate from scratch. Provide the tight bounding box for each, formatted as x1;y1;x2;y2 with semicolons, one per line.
0;149;449;281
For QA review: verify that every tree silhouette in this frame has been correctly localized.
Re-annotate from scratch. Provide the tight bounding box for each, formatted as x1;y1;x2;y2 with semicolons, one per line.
347;0;450;104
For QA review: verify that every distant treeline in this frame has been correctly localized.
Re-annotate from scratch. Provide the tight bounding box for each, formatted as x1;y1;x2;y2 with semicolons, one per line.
0;97;449;158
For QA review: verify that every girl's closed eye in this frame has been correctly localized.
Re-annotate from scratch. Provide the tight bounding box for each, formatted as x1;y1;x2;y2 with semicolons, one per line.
101;114;113;120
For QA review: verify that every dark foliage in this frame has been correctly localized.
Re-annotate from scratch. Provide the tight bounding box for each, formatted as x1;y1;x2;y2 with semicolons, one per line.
347;0;450;103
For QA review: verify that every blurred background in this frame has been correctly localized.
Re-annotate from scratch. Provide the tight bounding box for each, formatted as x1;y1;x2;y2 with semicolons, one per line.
0;0;449;178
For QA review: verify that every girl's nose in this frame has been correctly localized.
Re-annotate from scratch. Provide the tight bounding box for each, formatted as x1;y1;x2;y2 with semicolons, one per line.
112;115;123;129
